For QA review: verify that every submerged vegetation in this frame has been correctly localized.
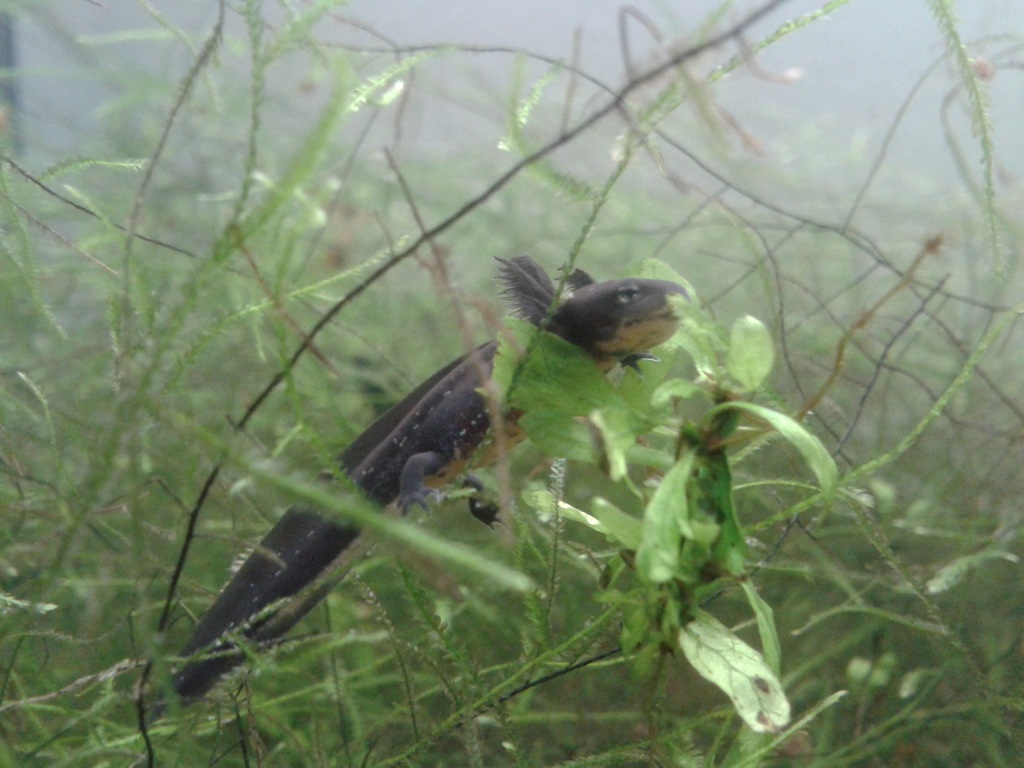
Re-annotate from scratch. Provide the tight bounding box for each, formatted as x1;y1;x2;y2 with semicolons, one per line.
1;1;1022;765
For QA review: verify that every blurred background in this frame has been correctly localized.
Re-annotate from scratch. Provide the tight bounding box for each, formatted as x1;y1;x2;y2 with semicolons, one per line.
1;1;1022;765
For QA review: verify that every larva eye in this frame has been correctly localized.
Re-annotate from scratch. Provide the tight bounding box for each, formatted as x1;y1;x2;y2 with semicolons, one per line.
615;284;643;303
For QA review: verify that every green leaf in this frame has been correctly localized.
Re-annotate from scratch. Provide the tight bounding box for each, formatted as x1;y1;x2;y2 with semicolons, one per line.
631;259;698;299
624;443;675;471
590;497;644;550
726;315;774;391
637;450;696;583
494;318;614;415
517;410;596;461
847;652;897;688
650;378;705;411
0;592;58;614
589;406;650;481
700;450;747;577
678;303;728;381
495;318;654;467
632;259;724;379
741;580;782;674
719;689;847;767
678;610;791;734
713;402;838;497
372;78;405;107
925;549;1019;595
526;490;642;550
39;156;147;182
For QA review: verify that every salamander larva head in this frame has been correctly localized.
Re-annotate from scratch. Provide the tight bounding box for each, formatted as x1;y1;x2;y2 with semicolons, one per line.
551;279;688;367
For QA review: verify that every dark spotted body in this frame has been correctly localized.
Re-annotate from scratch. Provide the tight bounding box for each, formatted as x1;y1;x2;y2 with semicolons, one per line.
345;344;499;507
166;256;686;708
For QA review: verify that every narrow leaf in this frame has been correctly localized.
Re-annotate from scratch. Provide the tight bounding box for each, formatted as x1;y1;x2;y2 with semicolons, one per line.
741;580;782;674
637;451;696;583
526;491;642;550
925;549;1018;595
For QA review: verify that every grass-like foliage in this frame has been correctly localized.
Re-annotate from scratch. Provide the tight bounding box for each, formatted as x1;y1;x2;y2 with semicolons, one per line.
1;0;1023;766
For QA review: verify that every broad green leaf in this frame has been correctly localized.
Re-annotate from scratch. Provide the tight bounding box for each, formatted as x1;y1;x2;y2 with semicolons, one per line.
491;317;536;394
726;315;774;391
624;443;675;471
614;353;676;416
650;377;704;410
517;409;596;461
494;318;615;414
495;318;656;467
678;610;791;734
713;402;838;497
637;451;696;583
